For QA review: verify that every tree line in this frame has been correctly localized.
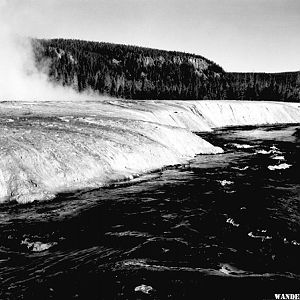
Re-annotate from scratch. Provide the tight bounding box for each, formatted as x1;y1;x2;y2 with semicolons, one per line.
34;38;300;102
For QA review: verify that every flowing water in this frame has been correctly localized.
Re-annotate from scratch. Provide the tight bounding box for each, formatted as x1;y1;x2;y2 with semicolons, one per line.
0;124;299;299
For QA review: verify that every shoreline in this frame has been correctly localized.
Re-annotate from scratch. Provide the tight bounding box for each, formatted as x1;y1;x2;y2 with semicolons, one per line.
0;100;299;203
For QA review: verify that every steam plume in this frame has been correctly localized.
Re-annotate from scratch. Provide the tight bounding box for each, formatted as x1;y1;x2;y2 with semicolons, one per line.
0;0;99;101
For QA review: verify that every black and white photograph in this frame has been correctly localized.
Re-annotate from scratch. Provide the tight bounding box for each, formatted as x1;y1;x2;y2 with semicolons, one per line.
0;0;299;299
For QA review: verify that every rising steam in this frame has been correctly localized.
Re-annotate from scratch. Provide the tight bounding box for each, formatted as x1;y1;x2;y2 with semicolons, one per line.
0;0;99;101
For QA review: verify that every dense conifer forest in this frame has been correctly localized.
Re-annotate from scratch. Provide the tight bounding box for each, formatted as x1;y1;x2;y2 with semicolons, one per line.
34;38;300;101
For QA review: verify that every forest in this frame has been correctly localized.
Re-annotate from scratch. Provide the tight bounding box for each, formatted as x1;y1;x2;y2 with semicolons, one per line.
34;38;300;101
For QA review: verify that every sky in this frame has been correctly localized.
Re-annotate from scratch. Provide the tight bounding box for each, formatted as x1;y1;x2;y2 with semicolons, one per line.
1;0;300;72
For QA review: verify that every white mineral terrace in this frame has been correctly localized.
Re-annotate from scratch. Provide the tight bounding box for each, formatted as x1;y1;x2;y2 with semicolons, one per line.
0;100;299;203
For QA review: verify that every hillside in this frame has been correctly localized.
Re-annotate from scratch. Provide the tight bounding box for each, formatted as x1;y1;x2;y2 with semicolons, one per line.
34;39;300;101
226;72;300;102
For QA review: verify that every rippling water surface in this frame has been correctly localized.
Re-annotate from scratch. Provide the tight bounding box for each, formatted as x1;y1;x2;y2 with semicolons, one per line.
0;124;299;299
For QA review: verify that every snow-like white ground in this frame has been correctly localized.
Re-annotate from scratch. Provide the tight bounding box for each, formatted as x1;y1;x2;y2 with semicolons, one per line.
0;100;299;203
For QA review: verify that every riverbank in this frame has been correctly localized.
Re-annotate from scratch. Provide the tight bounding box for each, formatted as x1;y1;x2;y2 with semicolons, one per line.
0;100;299;203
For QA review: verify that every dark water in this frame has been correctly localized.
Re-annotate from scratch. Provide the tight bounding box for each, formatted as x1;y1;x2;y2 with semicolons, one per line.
0;124;300;299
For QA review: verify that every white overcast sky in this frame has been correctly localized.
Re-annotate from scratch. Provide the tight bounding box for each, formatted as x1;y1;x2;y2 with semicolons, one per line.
2;0;300;72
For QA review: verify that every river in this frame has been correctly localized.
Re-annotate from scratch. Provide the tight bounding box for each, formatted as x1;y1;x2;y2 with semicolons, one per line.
0;124;299;299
